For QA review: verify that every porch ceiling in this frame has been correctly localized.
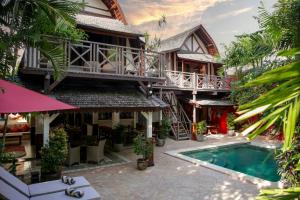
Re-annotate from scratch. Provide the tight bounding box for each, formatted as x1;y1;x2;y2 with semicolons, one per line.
50;86;168;112
177;53;222;64
190;99;234;107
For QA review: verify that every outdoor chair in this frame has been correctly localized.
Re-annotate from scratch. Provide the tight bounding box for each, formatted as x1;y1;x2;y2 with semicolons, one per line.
66;145;81;167
0;166;101;200
86;139;106;164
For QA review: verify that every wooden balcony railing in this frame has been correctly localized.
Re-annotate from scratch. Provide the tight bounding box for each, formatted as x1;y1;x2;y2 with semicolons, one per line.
24;40;165;78
162;70;231;91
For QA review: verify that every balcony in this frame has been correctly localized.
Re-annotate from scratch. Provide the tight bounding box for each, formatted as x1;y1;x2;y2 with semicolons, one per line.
156;70;231;91
23;40;165;82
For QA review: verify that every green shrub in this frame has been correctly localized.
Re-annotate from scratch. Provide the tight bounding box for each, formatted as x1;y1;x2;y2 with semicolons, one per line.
227;113;236;130
196;121;207;135
133;133;153;159
158;118;171;139
41;128;68;174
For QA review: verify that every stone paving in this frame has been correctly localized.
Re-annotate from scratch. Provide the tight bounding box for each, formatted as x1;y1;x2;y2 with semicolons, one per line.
68;136;261;200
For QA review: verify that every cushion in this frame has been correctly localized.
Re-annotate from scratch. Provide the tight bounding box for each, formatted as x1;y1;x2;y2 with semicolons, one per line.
29;176;90;197
0;179;29;200
0;166;30;197
30;186;101;200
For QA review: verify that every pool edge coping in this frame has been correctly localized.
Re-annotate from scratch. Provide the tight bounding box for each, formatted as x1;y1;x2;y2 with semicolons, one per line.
165;140;283;189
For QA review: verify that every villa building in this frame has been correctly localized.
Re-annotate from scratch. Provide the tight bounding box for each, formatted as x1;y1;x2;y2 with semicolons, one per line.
11;0;232;160
155;25;233;140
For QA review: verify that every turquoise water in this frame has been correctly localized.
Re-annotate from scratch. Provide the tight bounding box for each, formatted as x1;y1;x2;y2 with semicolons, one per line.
181;143;280;182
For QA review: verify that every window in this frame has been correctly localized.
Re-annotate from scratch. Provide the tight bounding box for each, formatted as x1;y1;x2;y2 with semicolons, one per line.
98;112;112;120
120;112;133;119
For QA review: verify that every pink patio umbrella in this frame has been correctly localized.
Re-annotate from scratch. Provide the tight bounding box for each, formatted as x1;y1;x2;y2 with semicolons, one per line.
0;79;77;150
0;79;76;113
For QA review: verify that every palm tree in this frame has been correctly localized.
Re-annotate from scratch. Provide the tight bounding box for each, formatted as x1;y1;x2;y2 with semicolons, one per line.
0;0;84;79
233;0;300;199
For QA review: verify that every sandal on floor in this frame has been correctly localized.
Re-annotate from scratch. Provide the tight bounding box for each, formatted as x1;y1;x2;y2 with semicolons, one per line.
65;188;84;198
61;176;76;185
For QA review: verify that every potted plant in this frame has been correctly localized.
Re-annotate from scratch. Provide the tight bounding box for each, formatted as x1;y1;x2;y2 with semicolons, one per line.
112;124;126;152
156;118;171;147
133;133;153;170
196;121;206;141
41;128;68;181
227;113;236;136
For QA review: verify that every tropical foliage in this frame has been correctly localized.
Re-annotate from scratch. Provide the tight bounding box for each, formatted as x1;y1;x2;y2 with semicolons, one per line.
224;0;300;199
0;0;84;80
40;128;68;174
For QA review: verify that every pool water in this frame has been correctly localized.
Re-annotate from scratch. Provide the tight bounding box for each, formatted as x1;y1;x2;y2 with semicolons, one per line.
181;143;280;182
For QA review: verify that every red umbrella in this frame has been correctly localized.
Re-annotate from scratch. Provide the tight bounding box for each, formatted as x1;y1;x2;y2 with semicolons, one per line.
0;79;77;113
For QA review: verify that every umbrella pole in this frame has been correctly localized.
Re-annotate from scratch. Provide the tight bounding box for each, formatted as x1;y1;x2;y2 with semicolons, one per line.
1;114;8;153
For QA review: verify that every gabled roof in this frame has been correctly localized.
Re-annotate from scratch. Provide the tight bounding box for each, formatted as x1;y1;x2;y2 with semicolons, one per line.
159;25;219;55
102;0;127;24
76;14;142;36
51;86;168;111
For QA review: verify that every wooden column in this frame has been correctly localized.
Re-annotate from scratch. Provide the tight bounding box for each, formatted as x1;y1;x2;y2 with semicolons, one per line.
43;113;59;146
112;112;120;127
192;93;197;123
141;112;154;166
133;112;138;129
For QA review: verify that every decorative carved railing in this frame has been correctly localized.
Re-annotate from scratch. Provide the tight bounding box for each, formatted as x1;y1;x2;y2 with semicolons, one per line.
163;70;230;90
24;40;165;78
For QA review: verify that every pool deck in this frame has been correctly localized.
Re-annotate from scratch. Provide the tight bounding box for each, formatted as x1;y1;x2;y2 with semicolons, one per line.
67;136;279;200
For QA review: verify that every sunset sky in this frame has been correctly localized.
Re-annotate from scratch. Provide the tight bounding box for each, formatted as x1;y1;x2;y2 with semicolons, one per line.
119;0;277;53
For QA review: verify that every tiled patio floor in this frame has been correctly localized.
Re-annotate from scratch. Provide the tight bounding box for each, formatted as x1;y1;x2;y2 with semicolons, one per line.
67;136;262;200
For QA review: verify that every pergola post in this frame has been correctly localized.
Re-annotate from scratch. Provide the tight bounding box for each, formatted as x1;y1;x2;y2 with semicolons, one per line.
142;112;153;138
141;111;154;166
192;92;197;123
43;113;59;146
112;112;120;127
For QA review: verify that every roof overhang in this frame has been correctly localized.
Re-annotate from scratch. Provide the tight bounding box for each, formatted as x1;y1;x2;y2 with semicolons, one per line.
177;53;223;64
51;87;168;112
190;99;234;107
76;14;142;37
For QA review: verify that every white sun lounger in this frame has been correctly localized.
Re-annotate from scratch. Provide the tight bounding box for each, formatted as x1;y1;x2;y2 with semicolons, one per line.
0;166;101;200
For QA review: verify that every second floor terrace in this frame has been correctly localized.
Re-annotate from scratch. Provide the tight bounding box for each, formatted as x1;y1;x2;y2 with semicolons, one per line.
22;39;166;83
22;39;231;91
155;70;231;92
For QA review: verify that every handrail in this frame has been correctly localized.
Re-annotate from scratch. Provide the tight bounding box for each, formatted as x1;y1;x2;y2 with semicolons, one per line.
24;39;165;78
163;70;230;90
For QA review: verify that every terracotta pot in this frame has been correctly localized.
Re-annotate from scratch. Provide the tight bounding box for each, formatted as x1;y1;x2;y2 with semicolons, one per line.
156;138;165;147
137;158;148;170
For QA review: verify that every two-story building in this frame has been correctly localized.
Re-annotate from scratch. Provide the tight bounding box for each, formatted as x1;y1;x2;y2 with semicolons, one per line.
17;0;233;161
155;25;233;140
19;0;167;159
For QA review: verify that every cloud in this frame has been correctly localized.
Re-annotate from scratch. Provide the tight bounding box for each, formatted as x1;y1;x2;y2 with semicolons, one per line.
215;7;253;19
121;0;232;25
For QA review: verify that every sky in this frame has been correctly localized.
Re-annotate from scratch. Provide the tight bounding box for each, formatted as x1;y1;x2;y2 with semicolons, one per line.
119;0;277;54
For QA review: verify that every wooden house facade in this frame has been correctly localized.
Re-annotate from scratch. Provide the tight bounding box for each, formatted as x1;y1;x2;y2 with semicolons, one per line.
155;25;233;140
19;0;233;153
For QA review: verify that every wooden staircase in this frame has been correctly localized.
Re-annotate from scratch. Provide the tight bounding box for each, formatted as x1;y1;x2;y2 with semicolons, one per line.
161;92;192;140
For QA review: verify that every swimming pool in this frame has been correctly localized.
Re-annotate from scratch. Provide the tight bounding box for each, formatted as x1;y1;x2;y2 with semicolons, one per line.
180;143;280;182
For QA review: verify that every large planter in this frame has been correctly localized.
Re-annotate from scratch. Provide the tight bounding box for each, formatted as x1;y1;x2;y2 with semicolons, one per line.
156;138;165;147
137;158;148;170
196;134;204;142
